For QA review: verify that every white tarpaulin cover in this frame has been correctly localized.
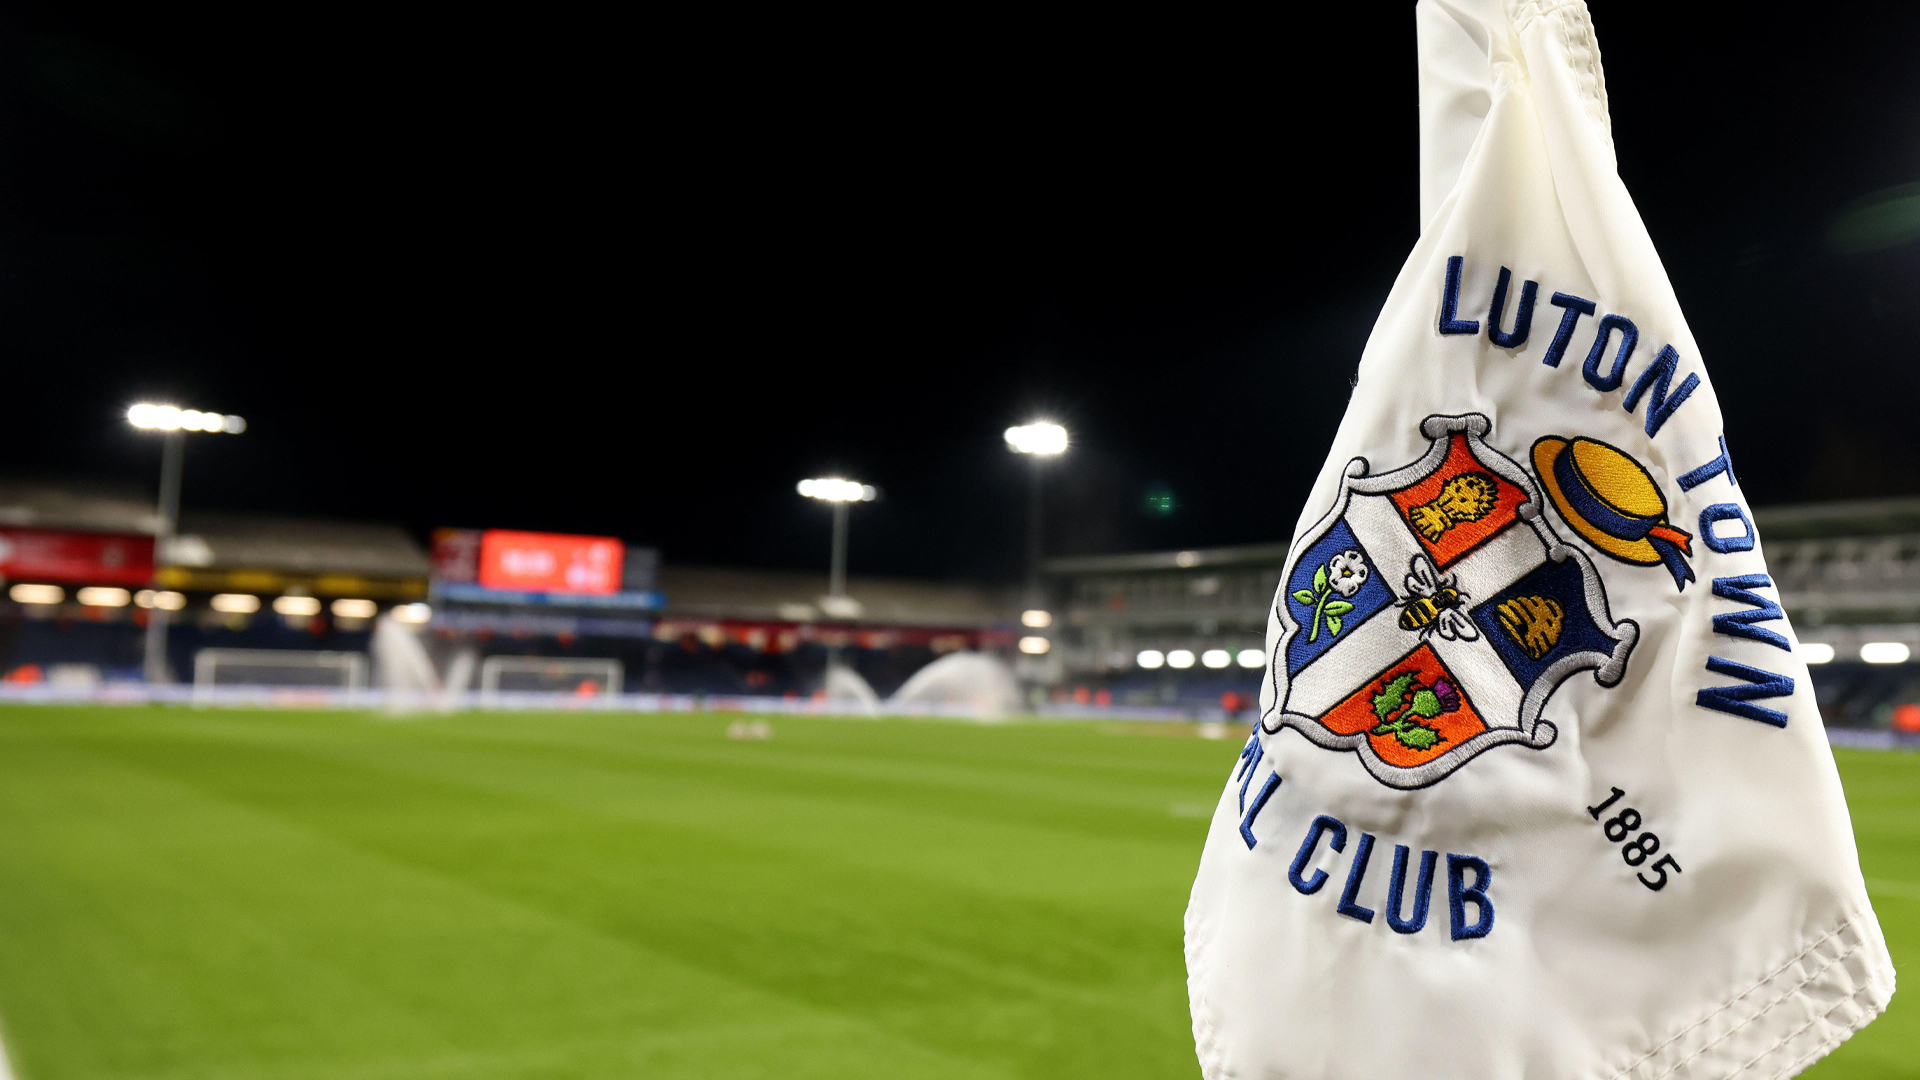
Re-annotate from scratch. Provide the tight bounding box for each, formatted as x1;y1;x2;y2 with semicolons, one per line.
1183;3;1894;1078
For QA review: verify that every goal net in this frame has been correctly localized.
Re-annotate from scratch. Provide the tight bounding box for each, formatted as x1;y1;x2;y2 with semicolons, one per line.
192;648;368;706
478;656;623;707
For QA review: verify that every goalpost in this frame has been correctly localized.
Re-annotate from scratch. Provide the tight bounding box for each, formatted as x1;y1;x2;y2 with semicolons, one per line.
192;649;369;706
477;656;623;707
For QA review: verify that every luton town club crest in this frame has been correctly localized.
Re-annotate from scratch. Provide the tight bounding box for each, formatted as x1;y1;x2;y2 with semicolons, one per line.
1263;414;1638;789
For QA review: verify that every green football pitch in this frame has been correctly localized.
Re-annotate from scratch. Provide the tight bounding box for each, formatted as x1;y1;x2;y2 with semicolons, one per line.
0;706;1908;1080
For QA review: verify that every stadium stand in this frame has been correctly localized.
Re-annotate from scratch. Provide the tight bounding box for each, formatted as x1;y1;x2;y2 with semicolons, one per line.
1036;503;1920;725
1042;544;1281;709
0;481;1019;700
428;565;1017;699
2;470;1910;727
1757;498;1920;729
0;476;161;534
155;511;431;598
0;479;425;684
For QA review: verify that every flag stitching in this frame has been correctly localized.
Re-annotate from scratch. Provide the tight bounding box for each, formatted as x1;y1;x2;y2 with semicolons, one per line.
1602;915;1859;1080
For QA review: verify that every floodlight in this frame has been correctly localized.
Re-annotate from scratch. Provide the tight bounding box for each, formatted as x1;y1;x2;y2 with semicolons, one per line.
1237;649;1264;669
1136;649;1166;669
272;596;322;616
391;603;432;625
331;598;378;619
1021;609;1052;628
135;590;186;611
1167;649;1196;669
1861;642;1909;664
9;584;63;605
210;593;260;614
1019;636;1051;655
797;478;876;502
1799;643;1835;665
1004;422;1068;455
127;403;245;434
1201;649;1231;669
77;587;131;608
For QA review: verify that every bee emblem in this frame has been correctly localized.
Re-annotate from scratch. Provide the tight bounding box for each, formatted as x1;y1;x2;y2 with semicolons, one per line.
1398;554;1480;642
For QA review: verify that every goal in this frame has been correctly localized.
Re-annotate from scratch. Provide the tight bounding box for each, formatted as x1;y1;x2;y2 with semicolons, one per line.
192;648;368;705
478;656;623;706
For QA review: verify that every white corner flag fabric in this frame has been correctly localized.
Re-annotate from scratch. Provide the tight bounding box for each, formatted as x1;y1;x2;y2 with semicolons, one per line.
1184;3;1895;1078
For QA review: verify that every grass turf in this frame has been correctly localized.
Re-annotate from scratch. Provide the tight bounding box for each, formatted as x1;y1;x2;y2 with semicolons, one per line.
0;706;1905;1078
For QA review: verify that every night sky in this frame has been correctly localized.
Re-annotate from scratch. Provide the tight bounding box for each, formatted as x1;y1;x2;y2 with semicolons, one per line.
0;6;1916;583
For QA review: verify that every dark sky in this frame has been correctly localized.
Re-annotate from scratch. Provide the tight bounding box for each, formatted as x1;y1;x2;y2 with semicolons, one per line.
0;5;1917;582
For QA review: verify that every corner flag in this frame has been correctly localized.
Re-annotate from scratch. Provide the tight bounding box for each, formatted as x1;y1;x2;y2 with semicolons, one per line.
1184;3;1894;1077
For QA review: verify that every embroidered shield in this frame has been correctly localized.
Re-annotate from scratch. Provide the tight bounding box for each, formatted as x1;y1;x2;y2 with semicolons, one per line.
1263;414;1638;789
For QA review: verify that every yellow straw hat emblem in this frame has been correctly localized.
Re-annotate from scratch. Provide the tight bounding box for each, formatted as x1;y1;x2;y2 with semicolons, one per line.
1531;436;1695;589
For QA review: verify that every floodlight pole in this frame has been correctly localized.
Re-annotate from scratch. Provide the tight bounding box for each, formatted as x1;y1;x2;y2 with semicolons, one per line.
143;431;184;684
829;501;849;603
126;404;244;685
798;478;872;685
825;500;850;676
1025;454;1046;608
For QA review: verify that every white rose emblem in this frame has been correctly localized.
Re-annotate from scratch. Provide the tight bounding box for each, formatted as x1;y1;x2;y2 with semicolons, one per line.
1328;550;1369;597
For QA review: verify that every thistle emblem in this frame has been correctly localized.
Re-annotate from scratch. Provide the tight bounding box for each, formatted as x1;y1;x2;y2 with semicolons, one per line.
1369;670;1461;751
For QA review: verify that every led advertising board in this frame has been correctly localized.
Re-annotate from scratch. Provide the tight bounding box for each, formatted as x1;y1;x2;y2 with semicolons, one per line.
477;530;623;595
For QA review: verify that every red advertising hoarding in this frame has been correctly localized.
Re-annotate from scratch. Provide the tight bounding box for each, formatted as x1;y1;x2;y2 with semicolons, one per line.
0;529;155;585
477;530;623;594
431;528;483;583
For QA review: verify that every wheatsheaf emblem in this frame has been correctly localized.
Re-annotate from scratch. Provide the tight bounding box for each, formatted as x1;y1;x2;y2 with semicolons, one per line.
1407;471;1499;542
1264;414;1639;789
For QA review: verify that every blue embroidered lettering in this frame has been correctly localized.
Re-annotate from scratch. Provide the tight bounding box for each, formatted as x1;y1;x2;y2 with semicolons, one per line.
1582;314;1639;392
1385;845;1437;934
1447;854;1495;940
1677;434;1737;492
1622;344;1700;437
1541;292;1595;368
1337;832;1378;923
1235;735;1265;811
1696;656;1795;728
1289;814;1347;894
1710;575;1790;652
1486;267;1537;349
1699;503;1756;554
1282;811;1494;940
1439;256;1480;335
1239;773;1282;849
